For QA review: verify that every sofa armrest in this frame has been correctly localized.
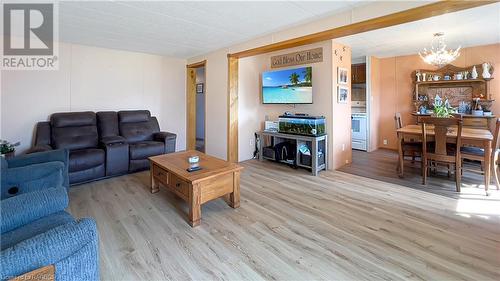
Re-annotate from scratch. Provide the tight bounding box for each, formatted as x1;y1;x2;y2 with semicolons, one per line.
100;136;126;146
1;187;68;234
154;132;176;153
154;131;176;141
101;136;129;176
0;218;98;280
26;145;53;154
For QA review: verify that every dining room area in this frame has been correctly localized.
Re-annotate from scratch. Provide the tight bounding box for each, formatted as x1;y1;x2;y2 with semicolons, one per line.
336;3;500;220
340;61;500;197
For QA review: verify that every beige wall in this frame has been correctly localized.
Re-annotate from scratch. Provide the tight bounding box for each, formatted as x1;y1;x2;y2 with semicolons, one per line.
1;43;187;153
331;42;352;169
187;1;428;162
238;41;333;163
374;43;500;150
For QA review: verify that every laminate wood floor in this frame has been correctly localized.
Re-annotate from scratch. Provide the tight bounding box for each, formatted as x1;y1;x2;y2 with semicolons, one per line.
339;149;500;199
69;160;500;281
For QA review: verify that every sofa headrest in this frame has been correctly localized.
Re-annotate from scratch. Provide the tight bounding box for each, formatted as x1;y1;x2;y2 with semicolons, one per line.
118;110;151;123
51;112;96;128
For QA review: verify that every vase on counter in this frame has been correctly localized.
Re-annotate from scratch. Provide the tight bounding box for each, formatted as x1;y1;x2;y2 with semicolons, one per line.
471;66;478;79
482;63;491;79
458;101;468;114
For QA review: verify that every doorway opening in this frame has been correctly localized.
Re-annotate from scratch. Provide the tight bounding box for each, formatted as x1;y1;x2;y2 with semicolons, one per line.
195;67;206;152
351;59;368;154
186;61;206;152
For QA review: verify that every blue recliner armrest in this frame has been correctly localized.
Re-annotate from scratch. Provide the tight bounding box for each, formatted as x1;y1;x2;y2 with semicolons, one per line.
0;218;99;281
1;187;69;234
7;149;69;189
1;162;65;199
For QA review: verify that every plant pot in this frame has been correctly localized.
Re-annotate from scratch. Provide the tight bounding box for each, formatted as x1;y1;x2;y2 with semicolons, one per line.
2;151;15;159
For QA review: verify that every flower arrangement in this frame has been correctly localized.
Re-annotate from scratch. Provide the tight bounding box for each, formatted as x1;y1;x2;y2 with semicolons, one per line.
0;140;20;156
432;95;456;118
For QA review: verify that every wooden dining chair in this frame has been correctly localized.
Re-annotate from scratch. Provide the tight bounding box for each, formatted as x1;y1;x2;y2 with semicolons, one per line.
395;113;422;172
461;118;500;192
421;117;463;192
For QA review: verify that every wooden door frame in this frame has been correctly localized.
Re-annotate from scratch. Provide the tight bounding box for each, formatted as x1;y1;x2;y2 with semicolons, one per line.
186;60;206;151
225;0;496;163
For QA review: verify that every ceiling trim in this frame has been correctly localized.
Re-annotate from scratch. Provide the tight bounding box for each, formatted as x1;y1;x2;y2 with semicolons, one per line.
228;0;498;59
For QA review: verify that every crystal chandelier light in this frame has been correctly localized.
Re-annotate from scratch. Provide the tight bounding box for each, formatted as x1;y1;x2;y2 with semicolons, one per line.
419;32;461;67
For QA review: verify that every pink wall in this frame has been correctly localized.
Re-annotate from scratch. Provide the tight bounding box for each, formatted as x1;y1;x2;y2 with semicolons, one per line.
376;43;500;150
368;56;381;152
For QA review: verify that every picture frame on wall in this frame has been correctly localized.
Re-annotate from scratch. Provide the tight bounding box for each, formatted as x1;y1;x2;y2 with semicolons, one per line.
338;67;348;85
196;83;204;94
337;86;349;104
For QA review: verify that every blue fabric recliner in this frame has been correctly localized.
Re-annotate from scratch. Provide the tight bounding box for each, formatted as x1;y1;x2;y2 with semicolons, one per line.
0;150;99;280
1;149;69;199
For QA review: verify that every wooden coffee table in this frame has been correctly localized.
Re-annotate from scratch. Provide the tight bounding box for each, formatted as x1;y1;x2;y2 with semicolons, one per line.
149;150;243;227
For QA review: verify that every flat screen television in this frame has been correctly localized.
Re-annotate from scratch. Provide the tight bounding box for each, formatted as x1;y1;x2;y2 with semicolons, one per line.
262;66;312;104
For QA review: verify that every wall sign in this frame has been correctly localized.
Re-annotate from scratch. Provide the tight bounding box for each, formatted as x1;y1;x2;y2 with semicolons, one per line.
271;48;323;68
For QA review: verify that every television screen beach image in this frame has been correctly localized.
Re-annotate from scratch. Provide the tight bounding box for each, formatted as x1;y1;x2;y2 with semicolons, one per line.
262;67;312;104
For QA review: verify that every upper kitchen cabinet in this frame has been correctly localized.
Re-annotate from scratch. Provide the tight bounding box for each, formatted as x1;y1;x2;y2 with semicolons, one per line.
352;63;366;84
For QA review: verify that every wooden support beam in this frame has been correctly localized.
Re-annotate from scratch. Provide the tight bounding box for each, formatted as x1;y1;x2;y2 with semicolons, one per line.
227;56;239;163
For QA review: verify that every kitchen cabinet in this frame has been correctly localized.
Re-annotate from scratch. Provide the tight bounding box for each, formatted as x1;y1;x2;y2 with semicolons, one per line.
352;63;366;84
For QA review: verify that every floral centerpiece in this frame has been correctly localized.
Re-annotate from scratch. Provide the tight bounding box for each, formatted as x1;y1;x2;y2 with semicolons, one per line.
432;95;456;118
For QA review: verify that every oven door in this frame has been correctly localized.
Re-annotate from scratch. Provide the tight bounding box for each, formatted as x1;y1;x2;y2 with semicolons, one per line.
351;116;366;140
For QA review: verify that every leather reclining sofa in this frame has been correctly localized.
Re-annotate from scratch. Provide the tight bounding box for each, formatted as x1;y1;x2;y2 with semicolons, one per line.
30;110;176;185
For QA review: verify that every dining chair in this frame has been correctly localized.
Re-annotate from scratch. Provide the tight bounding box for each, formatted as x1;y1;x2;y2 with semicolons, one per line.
421;117;463;192
461;118;500;192
395;113;422;172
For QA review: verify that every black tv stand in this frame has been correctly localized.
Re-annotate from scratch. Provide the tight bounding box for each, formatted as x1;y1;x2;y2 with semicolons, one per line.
257;131;327;176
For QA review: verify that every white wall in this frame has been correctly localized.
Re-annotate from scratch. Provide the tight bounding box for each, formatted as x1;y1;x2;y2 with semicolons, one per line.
1;43;186;153
238;41;333;163
187;1;430;163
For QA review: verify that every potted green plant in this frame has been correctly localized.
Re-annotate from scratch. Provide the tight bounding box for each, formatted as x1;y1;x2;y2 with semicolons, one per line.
1;140;20;159
432;95;456;118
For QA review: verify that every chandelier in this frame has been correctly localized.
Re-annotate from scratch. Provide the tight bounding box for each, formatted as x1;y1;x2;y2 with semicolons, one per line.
419;32;461;67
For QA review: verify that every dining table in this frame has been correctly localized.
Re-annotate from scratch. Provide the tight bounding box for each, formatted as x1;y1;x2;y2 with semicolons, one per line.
396;124;494;191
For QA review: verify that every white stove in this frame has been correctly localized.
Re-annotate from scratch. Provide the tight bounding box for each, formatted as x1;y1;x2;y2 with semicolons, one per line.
351;113;367;151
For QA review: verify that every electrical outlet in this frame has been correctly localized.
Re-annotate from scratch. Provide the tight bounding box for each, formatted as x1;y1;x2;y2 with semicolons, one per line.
250;138;254;146
345;159;349;164
383;139;388;145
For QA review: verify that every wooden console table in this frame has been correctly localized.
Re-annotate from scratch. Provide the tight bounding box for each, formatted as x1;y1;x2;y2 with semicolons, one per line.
258;131;327;176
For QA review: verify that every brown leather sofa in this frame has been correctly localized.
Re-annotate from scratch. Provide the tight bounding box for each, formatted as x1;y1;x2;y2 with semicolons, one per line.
30;110;176;185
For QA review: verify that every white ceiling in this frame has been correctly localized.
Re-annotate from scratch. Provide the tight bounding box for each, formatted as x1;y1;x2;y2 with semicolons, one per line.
59;1;366;58
336;2;500;60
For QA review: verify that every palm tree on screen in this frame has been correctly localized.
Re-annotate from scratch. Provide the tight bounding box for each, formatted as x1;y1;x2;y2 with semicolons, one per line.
289;73;300;85
303;68;312;83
